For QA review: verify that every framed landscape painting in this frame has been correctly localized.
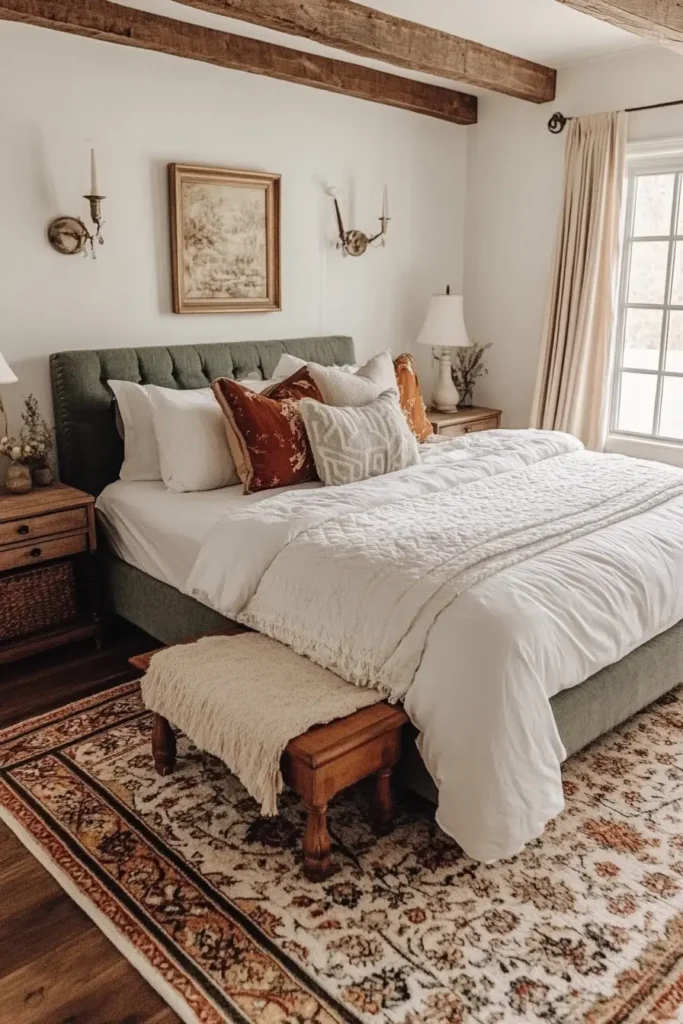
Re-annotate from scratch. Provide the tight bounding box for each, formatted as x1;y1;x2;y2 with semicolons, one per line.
169;164;281;314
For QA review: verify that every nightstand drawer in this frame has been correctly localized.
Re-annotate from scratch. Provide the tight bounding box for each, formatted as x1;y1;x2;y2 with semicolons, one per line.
438;416;500;438
428;407;502;437
463;416;500;434
0;482;99;664
0;533;88;573
0;508;87;548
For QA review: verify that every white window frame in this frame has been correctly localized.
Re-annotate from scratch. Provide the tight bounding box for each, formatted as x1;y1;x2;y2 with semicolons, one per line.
608;139;683;459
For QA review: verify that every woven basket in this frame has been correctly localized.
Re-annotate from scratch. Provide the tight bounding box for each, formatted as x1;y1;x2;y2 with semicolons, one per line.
0;562;78;642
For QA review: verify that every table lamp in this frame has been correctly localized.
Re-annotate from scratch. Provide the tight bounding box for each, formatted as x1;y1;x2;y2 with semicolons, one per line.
0;350;17;438
417;287;473;412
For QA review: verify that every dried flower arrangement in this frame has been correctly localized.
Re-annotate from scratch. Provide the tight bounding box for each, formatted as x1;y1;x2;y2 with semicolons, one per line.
451;342;492;407
0;395;53;472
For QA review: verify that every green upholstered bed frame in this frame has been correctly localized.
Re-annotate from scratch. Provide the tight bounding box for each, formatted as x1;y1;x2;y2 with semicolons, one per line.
50;336;354;498
50;337;683;796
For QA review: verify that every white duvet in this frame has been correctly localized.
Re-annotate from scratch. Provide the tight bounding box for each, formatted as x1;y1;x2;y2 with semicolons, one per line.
187;431;683;861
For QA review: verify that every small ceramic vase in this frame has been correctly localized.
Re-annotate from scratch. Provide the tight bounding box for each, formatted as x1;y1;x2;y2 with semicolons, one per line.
32;465;54;487
6;462;32;494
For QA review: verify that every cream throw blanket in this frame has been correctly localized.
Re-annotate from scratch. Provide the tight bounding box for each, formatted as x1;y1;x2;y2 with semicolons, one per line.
140;633;380;814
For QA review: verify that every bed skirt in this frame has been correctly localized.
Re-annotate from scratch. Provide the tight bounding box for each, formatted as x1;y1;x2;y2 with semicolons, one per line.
101;552;683;802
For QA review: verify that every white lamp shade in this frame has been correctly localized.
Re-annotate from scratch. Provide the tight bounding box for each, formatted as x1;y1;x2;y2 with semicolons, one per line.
416;293;472;349
0;351;16;384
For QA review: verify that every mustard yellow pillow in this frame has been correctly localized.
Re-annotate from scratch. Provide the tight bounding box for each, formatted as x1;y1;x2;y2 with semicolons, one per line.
393;353;433;442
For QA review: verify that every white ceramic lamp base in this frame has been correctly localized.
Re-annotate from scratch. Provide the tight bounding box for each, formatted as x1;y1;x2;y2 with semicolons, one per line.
432;349;460;413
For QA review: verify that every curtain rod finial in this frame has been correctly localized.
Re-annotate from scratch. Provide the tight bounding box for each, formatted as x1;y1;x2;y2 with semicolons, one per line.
548;111;568;135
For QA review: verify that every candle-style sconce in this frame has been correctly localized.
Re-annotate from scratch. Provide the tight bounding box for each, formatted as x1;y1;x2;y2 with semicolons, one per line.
47;149;105;258
326;186;390;257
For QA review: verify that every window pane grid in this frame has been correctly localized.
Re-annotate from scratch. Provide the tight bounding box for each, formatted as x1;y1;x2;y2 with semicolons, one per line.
622;303;683;310
611;167;683;443
654;173;681;434
609;369;683;378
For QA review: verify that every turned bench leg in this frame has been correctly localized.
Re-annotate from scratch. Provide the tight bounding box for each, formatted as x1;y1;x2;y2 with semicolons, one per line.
372;767;395;836
302;803;339;882
152;714;176;776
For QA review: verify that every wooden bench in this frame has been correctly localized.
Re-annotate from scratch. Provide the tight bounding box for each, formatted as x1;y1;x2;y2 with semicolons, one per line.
130;638;408;881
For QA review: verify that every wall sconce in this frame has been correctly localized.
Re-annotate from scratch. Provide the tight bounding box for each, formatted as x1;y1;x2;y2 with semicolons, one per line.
326;186;390;257
47;149;105;258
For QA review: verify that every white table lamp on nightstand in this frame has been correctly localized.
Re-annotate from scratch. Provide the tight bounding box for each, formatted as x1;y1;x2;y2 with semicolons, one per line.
417;287;473;413
0;350;17;438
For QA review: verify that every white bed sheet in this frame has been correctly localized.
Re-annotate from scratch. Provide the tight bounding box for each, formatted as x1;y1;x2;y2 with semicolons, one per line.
96;479;320;593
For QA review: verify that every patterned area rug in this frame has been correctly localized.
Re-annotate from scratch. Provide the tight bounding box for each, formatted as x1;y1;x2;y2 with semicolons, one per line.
3;684;683;1024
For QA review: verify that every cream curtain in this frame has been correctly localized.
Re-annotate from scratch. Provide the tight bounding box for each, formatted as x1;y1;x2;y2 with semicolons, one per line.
530;111;626;450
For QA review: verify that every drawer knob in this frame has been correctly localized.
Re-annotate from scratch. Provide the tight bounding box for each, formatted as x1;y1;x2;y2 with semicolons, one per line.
29;547;42;558
17;524;30;535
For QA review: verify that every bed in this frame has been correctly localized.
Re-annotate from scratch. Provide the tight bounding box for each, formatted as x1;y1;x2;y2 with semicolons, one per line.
51;338;683;861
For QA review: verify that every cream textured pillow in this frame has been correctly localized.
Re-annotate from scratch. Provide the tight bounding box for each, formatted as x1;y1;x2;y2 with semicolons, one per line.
273;352;359;382
299;391;420;487
307;350;396;407
147;385;239;492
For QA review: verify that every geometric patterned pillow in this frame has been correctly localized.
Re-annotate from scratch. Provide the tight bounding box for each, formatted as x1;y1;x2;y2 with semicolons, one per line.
298;391;420;487
212;368;323;494
393;353;434;442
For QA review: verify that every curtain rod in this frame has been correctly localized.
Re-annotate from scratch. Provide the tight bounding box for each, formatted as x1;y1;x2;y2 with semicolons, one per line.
548;99;683;134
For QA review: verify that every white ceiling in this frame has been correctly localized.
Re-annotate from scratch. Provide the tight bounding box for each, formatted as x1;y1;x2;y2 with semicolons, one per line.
116;0;646;94
360;0;644;66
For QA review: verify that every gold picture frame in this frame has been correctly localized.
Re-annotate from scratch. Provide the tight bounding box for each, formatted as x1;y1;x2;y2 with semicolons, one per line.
169;164;281;314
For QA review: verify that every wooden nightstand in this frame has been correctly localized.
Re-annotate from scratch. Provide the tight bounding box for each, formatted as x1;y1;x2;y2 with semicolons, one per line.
0;482;100;664
428;406;502;438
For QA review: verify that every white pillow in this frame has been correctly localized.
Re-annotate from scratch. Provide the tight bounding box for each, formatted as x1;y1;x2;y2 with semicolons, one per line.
147;385;239;492
109;379;161;481
110;377;275;484
240;377;277;393
357;350;397;393
272;353;307;379
307;350;397;407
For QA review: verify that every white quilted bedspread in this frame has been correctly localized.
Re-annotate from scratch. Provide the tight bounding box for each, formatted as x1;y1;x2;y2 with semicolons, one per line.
188;431;683;861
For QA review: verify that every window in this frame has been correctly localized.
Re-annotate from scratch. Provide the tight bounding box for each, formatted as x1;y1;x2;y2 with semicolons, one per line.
611;160;683;444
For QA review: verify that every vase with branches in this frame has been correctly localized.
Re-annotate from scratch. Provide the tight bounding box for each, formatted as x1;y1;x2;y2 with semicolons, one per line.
451;342;492;407
0;394;54;490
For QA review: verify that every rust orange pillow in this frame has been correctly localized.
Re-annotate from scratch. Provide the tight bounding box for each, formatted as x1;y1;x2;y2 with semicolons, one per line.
393;353;433;441
212;368;323;493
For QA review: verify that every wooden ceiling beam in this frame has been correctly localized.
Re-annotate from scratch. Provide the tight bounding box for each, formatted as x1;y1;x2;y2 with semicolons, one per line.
0;0;478;125
556;0;683;47
176;0;557;104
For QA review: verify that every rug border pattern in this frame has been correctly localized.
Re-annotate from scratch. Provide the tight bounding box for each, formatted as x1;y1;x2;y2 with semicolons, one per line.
0;777;223;1024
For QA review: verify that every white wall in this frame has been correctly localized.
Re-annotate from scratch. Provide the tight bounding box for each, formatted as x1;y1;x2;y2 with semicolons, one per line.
0;20;466;464
465;45;683;433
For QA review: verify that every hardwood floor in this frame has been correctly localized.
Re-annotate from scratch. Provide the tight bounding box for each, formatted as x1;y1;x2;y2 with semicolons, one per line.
0;622;183;1024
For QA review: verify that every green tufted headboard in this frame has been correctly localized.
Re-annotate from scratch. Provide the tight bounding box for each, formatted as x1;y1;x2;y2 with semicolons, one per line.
50;336;355;496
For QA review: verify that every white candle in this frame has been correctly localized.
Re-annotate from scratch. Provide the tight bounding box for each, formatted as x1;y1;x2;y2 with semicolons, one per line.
382;184;389;221
90;148;98;196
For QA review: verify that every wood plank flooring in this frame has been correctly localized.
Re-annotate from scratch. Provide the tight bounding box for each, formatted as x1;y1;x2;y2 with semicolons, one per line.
0;623;182;1024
